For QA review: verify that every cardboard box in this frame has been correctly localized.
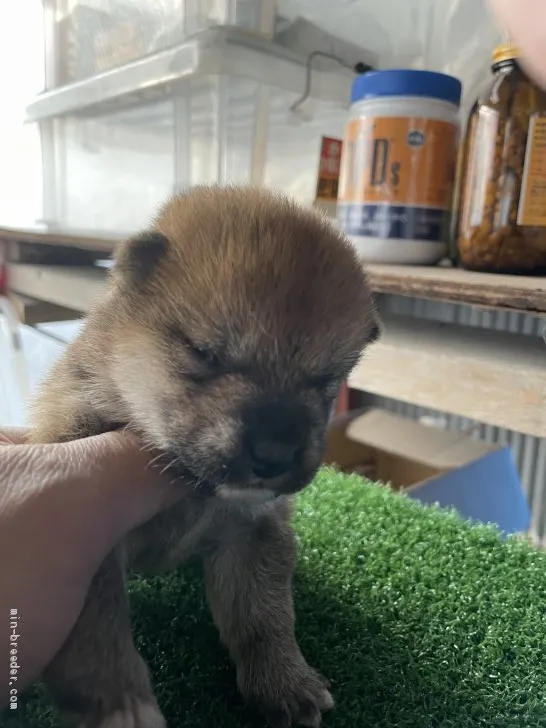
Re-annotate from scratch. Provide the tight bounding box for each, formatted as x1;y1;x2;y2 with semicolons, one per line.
325;409;530;535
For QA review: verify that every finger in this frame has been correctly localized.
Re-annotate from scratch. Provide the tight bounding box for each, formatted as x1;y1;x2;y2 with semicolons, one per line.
58;431;190;540
0;427;30;445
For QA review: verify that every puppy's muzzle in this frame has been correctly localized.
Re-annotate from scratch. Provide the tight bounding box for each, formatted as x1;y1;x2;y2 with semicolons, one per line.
249;439;300;479
242;397;310;480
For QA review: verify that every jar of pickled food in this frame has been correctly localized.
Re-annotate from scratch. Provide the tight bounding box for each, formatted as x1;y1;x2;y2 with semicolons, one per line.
457;42;546;274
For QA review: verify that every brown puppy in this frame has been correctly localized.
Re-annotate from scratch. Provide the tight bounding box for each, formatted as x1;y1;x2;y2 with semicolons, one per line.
30;186;379;728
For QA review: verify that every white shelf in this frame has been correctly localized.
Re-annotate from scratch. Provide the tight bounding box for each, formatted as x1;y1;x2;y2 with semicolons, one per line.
7;264;107;312
350;313;546;438
26;27;352;121
8;263;546;437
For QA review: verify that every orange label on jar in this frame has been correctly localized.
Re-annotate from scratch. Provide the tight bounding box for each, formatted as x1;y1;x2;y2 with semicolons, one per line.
517;115;546;226
338;116;458;241
339;116;457;206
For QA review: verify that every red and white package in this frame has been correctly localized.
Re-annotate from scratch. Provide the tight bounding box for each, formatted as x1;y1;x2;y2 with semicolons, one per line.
0;242;6;295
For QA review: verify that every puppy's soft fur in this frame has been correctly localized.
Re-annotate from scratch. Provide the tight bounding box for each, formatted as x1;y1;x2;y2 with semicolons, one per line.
30;186;378;728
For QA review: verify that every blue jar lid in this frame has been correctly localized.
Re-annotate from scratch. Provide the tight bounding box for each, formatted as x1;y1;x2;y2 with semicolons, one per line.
351;69;462;107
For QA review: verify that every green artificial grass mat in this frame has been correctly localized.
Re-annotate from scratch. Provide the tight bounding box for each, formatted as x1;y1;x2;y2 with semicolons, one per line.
3;469;546;727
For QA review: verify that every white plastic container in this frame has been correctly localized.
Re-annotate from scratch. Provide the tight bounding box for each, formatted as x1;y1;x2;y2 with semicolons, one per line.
27;27;351;235
337;69;462;265
47;0;276;88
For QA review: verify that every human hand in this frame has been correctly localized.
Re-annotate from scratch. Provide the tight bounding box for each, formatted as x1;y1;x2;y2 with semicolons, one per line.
0;428;187;709
487;0;546;88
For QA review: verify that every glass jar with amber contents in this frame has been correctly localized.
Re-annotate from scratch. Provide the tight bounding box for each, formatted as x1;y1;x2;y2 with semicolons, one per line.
457;43;546;274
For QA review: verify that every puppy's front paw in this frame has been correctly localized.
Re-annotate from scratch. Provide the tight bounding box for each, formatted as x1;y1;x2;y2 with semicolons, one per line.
68;698;166;728
238;656;333;728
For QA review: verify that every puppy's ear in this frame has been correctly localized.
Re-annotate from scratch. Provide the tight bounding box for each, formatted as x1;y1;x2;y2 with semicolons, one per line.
114;230;169;285
367;318;382;345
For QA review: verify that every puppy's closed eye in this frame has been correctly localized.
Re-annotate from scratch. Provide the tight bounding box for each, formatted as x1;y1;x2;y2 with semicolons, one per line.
191;343;221;370
308;374;338;391
167;326;224;377
307;374;341;402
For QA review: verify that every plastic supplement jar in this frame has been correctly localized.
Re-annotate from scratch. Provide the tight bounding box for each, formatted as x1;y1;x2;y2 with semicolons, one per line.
337;70;462;264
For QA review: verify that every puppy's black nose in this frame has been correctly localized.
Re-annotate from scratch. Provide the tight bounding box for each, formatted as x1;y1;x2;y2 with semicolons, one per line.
250;440;299;479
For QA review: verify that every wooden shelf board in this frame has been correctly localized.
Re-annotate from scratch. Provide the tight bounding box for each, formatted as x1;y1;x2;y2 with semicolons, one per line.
5;226;546;314
366;264;546;315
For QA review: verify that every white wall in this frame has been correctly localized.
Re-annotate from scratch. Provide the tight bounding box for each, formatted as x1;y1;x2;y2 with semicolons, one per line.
0;1;44;228
278;0;502;117
0;320;81;427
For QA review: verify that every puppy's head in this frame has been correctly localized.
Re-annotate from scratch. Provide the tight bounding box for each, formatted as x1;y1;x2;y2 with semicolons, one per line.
110;186;379;498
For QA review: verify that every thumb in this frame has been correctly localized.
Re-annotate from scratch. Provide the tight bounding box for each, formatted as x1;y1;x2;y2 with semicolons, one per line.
57;430;189;546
